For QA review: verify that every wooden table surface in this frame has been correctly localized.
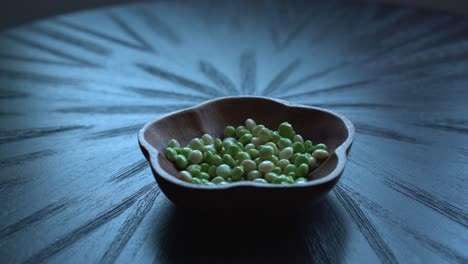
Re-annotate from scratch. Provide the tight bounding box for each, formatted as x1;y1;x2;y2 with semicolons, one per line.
1;0;467;263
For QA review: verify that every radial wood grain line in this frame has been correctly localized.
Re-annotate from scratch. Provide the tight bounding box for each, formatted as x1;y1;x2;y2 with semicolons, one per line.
0;111;22;116
262;59;301;95
415;22;468;53
27;25;111;55
199;61;238;95
0;68;81;86
414;122;468;135
280;79;375;99
86;123;145;140
0;53;83;67
311;103;399;110
51;18;152;52
0;125;92;144
283;61;350;92
0;89;29;99
2;33;100;67
99;189;159;264
0;149;57;168
239;50;256;95
334;186;398;264
354;122;422;145
385;178;468;228
0;178;27;195
108;159;149;183
276;11;314;51
339;184;468;263
136;9;182;44
55;104;193;114
124;86;211;101
136;63;223;97
108;12;155;53
0;198;75;239
23;184;156;264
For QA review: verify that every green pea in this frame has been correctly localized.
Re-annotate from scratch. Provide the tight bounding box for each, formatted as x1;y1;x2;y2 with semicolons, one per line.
214;138;223;152
203;151;213;163
248;149;259;159
210;154;223;166
270;131;280;144
251;137;262;147
245;118;256;131
278;122;295;140
226;177;233;183
273;175;288;184
241;159;256;173
202;145;216;153
312;149;329;159
294;135;304;143
201;134;214;145
252;125;265;136
189;138;204;150
247;170;262;180
239;133;253;145
277;138;292;149
181;147;192;157
189;168;201;178
192;177;202;184
304;153;312;158
296;163;309;177
264;142;279;155
164;148;177;161
279;147;293;160
272;166;282;175
285;176;295;184
259;145;274;159
200;179;210;184
236;126;248;138
187;164;201;172
258;160;274;173
211;176;225;184
178;171;192;182
309;143;327;153
206;182;216;186
226;145;241;157
284;164;297;175
258;128;271;143
277;159;290;170
309;157;318;168
265;172;279;183
236;142;244;149
231;166;244;180
244;143;255;151
222;154;236;168
254;157;262;166
175;155;188;169
294;154;309;166
291;153;300;164
216;164;231;178
267;155;279;164
304;140;313;152
188;150;203;164
222;139;235;150
236;152;251;162
199;172;210;180
167;139;180;148
208;166;217;178
295;177;307;183
291;142;305;153
174;147;182;154
287;172;296;179
253;178;268;183
224;126;236;138
200;163;210;173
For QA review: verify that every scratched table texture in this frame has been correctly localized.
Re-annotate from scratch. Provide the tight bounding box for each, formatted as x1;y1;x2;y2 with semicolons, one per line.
0;0;467;263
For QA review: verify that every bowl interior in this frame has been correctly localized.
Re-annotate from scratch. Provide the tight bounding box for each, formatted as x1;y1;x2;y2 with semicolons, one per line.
141;97;351;183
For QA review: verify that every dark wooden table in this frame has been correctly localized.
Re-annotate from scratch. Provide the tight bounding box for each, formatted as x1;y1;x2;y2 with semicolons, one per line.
1;0;467;263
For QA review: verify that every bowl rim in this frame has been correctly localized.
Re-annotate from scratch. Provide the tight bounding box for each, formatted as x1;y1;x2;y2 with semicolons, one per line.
138;96;355;189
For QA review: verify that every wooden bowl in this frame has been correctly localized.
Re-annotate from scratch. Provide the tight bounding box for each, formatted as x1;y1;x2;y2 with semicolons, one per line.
138;96;354;209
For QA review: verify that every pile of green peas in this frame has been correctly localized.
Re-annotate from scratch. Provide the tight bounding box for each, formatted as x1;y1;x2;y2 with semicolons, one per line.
164;118;330;185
